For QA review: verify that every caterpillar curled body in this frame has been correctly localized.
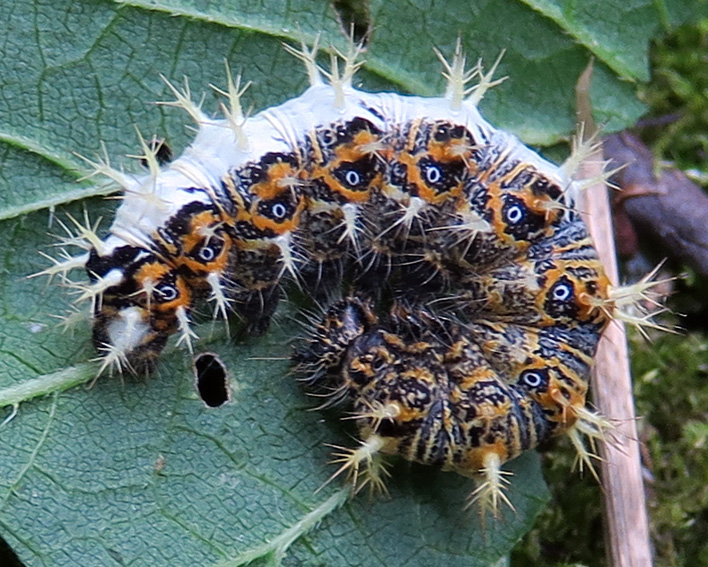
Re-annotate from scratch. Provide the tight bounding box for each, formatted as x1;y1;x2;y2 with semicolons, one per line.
42;41;661;512
292;214;612;511
294;297;567;507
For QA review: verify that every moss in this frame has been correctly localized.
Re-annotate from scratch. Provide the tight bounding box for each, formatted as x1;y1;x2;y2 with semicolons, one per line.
511;445;604;567
640;20;708;172
632;331;708;566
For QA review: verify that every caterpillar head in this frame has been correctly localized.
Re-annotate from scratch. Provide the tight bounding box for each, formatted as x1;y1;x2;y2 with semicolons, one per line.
85;245;193;374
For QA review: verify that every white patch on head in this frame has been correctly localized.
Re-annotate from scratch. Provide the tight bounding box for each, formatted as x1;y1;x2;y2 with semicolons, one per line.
99;268;125;289
106;306;151;355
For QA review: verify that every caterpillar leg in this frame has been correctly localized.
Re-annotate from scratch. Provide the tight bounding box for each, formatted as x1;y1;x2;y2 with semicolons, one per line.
321;434;390;496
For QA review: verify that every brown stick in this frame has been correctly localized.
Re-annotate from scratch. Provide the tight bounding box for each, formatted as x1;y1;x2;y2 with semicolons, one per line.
604;131;708;276
576;63;653;567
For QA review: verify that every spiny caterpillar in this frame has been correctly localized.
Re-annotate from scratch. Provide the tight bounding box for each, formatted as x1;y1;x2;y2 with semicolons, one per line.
39;39;663;514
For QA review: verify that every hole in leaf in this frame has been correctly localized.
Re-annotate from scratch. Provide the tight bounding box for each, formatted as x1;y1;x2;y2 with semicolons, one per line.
332;0;372;46
0;535;25;567
194;352;230;407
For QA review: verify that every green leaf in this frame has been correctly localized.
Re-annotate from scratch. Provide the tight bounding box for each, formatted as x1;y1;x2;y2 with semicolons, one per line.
0;0;700;565
519;0;658;82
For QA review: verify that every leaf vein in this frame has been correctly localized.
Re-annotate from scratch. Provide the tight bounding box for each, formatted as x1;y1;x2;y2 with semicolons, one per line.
0;393;59;512
211;488;349;567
